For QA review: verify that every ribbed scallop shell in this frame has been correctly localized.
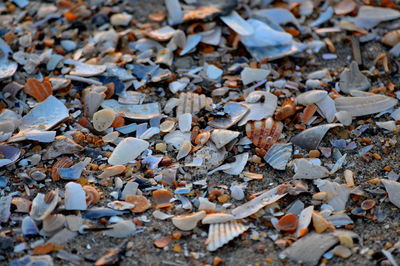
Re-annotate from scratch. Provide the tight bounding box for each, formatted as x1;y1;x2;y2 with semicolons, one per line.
205;220;249;251
83;185;100;206
245;117;283;151
176;92;212;116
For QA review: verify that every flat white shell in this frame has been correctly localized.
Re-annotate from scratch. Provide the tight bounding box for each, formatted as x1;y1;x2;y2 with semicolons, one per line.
64;182;87;211
108;137;149;165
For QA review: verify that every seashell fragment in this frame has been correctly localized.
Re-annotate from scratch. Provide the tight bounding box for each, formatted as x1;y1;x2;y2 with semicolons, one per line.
51;157;73;181
178;113;192;132
176;92;213;116
293;159;329;179
107;201;135;211
383;30;400;47
101;100;161;120
153;210;174;220
69;63;106;77
0;196;12;223
165;0;183;25
83;186;100;206
43;136;83;160
316;95;336;123
334;0;357;15
211;129;240;149
125;195;151;213
276;214;298;233
20;96;69;131
297;90;328;105
239;91;277;126
291;123;342;150
316;180;351;211
339;62;370;94
208;102;249;129
43;214;66;234
22;216;39;236
58;161;86;180
177;140;192;160
108;137;149;165
246;117;283;151
202;213;235;224
240;19;292;47
82;86;106;118
172;211;206;231
232;185;286;219
98;165;126;179
335;95;398;117
264;143;292;170
24;78;53;102
205;220;249;251
240;67;270;85
381;179;400;209
220;11;254;36
335;111;352;126
30;190;59;221
312;211;334;233
93;109;116;132
0;145;21;167
85;207;125;219
153;189;173;208
103;220;136;238
296;206;313;238
64;182;87;211
209;152;248;175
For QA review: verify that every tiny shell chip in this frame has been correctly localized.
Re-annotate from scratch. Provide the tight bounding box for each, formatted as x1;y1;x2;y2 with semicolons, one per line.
0;145;21;167
245;117;283;151
172;211;206;231
103;220;136;238
276;213;298;233
24;78;53;102
69;63;106;77
20;96;69;131
264;143;292;170
93;109;116;132
107;201;135;211
101;99;161;120
64;182;87;211
108;137;149;165
0;61;17;80
152;189;173;208
30;190;59;221
176;92;213;116
202;213;235;224
125;195;151;213
205;220;249;251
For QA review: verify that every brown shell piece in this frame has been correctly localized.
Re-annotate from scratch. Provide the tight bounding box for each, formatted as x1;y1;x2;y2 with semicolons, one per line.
125;195;151;213
51;157;74;181
383;30;400;47
154;236;172;248
83;185;100;205
360;199;376;210
194;130;211;145
152;189;173;208
245;117;283;151
183;7;220;21
176;92;212;116
302;104;318;124
276;214;298;233
24;78;53;102
275;98;296;121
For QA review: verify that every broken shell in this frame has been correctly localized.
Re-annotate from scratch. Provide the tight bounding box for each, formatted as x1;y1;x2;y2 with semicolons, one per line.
335;95;398;117
176;92;213;116
22;216;39;236
69;63;106;77
160;119;176;133
264;143;292;170
205;220;249;251
30;190;59;221
211;129;240;149
381;179;400;209
0;145;21;167
153;210;174;220
276;214;298;233
246;117;283;151
154;236;172;248
312;211;334;233
101;100;161;120
335;111;352;126
92;109;116;132
316;180;351;212
202;213;235;224
172;211;206;231
42;214;66;234
103;220;136;238
332;245;352;258
83;86;106;118
296;206;313;238
24;78;53;102
108;137;149;165
152;189;173;208
83;186;100;206
240;67;270;85
98;165;126;179
383;30;400;47
125;195;151;213
296;90;328;105
339;62;370;94
107;201;135;211
177;140;192;160
293;159;329;179
361;199;376;210
178;113;192;132
51;157;73;181
334;0;357;15
239;92;277;126
64;182;87;211
209;152;248;175
194;130;211;145
208;102;249;129
275;98;296;121
291;123;342;150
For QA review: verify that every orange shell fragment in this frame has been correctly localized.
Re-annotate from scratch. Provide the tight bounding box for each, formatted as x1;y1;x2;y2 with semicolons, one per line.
24;78;53;102
126;195;151;213
152;189;173;209
245;117;283;151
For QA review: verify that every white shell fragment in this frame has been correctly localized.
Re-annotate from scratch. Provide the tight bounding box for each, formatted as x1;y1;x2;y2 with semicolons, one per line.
238;91;277;126
296;90;328;105
335;95;397;117
172;211;206;231
210;129;240;149
291;124;342;150
20;96;69;131
241;19;292;47
209;153;248;175
316;180;351;211
296;206;313;238
202;213;235;224
69;63;106;77
293;159;329;179
165;0;183;25
381;179;400;209
316;95;336;123
232;186;286;219
108;137;149;165
339;62;370;94
30;190;59;221
178;113;192;132
101;100;161;120
335;111;352;126
103;220;136;238
264;143;292;170
205;221;249;251
220;11;254;36
64;182;87;211
208;102;249;129
93;109;116;132
240;67;270;85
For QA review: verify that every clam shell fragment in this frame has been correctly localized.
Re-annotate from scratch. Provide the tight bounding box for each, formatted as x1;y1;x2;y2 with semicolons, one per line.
30;190;59;221
293;159;329;179
205;220;249;251
264;143;292;170
0;145;21;167
208;102;249;129
64;182;87;211
108;137;149;165
296;90;328;105
291;123;342;150
210;129;240;149
335;95;398;117
246;117;283;151
101;100;161;120
172;211;206;231
176;92;213;116
381;179;400;209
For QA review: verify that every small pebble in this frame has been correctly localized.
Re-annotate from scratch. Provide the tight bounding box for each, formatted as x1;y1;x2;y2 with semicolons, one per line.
110;13;132;26
332;245;352;258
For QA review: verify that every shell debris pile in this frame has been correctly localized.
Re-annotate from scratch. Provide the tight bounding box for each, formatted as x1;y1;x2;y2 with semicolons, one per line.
1;0;400;265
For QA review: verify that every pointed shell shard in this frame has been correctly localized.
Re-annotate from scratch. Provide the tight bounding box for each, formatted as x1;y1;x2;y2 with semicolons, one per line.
381;179;400;209
293;159;330;179
220;11;254;36
339;61;370;94
264;143;292;170
295;206;313;238
108;137;149;165
210;129;240;149
315;180;351;211
205;221;249;251
291;123;342;150
208;102;249;129
172;211;206;231
335;95;398;117
65;182;87;211
297;90;328;105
